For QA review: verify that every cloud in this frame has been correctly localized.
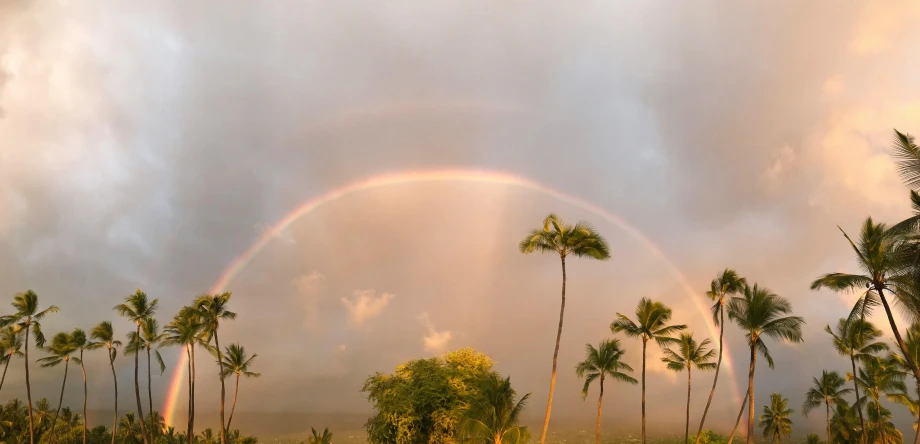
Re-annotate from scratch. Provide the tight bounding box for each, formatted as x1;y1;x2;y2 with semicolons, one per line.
417;312;453;353
341;289;394;326
291;270;326;332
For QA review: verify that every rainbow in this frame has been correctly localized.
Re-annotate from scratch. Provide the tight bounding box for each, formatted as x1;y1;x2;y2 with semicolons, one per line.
162;168;742;426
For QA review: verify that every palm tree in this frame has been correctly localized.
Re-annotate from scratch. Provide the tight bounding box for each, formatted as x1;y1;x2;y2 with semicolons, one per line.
805;433;822;444
193;292;236;444
812;218;920;393
164;307;206;444
825;317;887;443
854;356;906;444
696;269;747;444
0;326;23;395
661;333;717;444
759;393;793;444
802;370;852;444
114;290;158;444
198;428;218;444
219;344;260;432
457;373;531;444
888;323;920;444
38;331;78;444
119;413;143;444
69;328;98;444
34;397;52;436
89;321;121;444
519;213;610;444
308;428;333;444
726;284;804;444
0;290;60;444
128;318;167;428
575;339;637;444
865;401;903;444
611;297;686;444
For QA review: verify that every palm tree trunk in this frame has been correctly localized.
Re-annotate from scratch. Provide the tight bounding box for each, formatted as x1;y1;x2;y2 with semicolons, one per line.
25;321;35;444
642;336;647;444
726;391;749;444
849;352;866;443
914;385;920;444
49;359;70;444
877;400;884;444
110;348;118;444
146;345;156;440
595;375;604;444
134;324;150;444
81;350;88;444
877;287;920;393
825;400;830;444
0;350;12;394
539;255;566;444
746;342;757;444
696;301;724;444
227;373;240;432
215;331;226;444
188;344;196;444
685;367;691;444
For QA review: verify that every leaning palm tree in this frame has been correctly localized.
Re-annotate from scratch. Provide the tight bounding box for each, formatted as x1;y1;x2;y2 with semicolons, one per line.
219;344;260;432
69;329;98;444
611;297;686;444
457;373;531;444
519;213;610;444
0;290;59;444
164;307;206;444
575;338;637;444
696;269;747;444
890;324;920;444
308;427;333;444
114;290;158;444
727;284;804;444
802;370;852;444
812;218;920;393
661;333;717;444
854;356;906;444
825;317;887;443
193;292;236;444
38;331;78;444
0;326;23;395
759;393;793;444
89;321;121;444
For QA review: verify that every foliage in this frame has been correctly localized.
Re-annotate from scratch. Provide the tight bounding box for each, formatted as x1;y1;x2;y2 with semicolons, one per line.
457;373;530;444
801;370;851;416
308;427;333;444
758;393;793;444
575;339;637;399
688;430;726;444
804;433;822;444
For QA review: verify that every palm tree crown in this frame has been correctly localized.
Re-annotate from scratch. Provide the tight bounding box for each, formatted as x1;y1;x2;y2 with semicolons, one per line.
518;213;611;260
611;298;687;345
759;393;793;444
661;333;717;373
575;339;637;398
221;344;260;379
802;370;851;416
727;284;805;368
457;373;531;444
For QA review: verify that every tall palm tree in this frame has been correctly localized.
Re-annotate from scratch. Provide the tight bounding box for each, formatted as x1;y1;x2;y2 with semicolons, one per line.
164;307;206;444
193;292;236;444
661;333;717;444
0;290;59;444
0;326;23;395
458;373;531;444
611;297;686;444
519;213;610;444
802;370;852;444
825;317;888;443
812;218;920;393
575;339;637;444
854;356;906;444
308;428;333;444
890;324;920;444
38;331;78;444
219;344;260;432
759;393;793;444
88;321;121;444
127;318;167;428
114;289;158;444
696;269;747;444
726;284;804;444
69;329;98;444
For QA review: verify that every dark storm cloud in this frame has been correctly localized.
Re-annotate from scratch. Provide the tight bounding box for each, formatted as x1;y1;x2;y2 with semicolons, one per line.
2;0;920;438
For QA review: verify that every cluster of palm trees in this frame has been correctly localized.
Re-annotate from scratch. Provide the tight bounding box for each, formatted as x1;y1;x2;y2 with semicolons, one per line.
521;130;920;444
0;289;261;444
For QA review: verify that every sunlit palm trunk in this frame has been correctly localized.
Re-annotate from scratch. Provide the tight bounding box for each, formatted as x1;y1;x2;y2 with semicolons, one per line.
877;287;920;404
726;391;748;444
746;341;757;444
133;323;150;444
0;349;12;394
81;350;87;444
595;374;604;444
696;301;723;444
227;373;240;432
539;255;566;444
49;358;70;444
215;331;226;444
25;320;35;444
914;385;920;444
825;399;830;444
641;336;647;444
109;348;118;444
876;400;884;444
849;352;866;443
684;367;691;444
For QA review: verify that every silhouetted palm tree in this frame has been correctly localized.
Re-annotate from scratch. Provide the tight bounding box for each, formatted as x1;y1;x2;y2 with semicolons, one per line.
193;292;236;444
519;213;610;444
127;317;167;429
575;339;637;444
802;370;851;444
89;321;121;444
611;297;685;444
219;344;260;432
854;356;906;444
0;326;23;395
696;269;747;444
0;290;59;444
865;401;902;444
69;328;98;444
727;284;804;444
308;428;333;444
759;393;793;444
458;373;531;444
114;290;158;444
165;307;206;444
662;333;717;444
119;412;143;444
38;331;77;444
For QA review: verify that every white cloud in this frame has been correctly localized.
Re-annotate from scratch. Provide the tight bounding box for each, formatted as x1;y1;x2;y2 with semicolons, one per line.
291;271;326;332
417;312;453;353
341;289;394;326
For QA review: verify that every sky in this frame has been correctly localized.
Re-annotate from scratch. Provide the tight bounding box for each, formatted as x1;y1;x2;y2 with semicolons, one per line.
2;0;920;438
